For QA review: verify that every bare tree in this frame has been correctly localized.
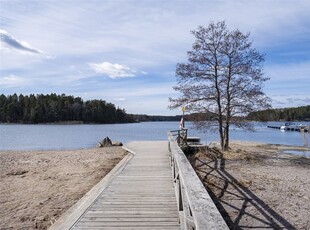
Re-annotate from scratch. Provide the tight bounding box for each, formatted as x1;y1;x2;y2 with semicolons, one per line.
169;21;271;151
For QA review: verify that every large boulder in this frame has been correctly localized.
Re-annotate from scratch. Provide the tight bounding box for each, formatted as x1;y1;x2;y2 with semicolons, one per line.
101;136;112;147
96;137;123;148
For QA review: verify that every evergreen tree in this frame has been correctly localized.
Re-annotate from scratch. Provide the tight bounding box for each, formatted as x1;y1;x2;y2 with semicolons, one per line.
0;93;134;124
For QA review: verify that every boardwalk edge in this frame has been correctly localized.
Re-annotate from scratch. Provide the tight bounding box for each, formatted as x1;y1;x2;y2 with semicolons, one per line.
48;151;134;230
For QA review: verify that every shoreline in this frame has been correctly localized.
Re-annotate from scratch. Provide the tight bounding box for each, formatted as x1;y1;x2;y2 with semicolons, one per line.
0;147;127;230
2;140;310;154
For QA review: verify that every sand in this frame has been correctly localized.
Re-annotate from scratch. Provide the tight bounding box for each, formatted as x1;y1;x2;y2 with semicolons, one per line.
192;141;310;230
0;147;127;230
2;142;309;230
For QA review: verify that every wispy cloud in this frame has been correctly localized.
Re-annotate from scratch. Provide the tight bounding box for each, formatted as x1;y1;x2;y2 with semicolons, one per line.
0;75;26;88
89;62;140;79
114;98;127;101
270;94;310;108
0;29;42;54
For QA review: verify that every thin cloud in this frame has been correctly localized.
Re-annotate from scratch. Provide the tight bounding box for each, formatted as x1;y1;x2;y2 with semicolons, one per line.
89;62;138;79
0;29;42;54
114;98;127;101
271;94;310;108
0;75;26;88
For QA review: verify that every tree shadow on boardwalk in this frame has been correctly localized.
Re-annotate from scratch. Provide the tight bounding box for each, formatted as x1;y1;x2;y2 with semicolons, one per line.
191;149;297;230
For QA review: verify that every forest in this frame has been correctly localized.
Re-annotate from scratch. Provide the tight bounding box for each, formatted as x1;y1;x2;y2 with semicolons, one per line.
0;93;135;124
132;114;182;122
247;105;310;121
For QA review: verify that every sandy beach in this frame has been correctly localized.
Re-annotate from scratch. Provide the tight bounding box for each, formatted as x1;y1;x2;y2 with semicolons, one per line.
192;141;310;230
0;147;127;230
1;142;310;230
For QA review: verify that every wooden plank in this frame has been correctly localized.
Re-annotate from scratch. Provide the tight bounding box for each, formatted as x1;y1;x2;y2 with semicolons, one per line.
84;213;179;218
75;221;180;227
89;207;178;211
74;227;180;230
96;201;177;205
85;210;180;215
80;217;180;222
99;194;176;198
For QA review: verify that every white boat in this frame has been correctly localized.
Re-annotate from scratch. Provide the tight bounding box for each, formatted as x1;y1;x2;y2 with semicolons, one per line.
280;122;293;131
280;123;307;131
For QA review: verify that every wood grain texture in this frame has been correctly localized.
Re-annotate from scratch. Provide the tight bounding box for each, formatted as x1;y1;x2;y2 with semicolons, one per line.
71;141;180;229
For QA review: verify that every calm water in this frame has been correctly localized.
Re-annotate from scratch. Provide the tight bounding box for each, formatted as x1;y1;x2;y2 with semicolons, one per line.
0;122;310;151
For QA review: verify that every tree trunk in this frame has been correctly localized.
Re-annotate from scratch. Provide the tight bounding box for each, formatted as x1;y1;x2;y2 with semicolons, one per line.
223;59;232;152
224;123;229;151
219;119;224;151
214;61;225;151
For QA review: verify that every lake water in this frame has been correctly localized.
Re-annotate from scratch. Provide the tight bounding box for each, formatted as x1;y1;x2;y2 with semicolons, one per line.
0;122;310;151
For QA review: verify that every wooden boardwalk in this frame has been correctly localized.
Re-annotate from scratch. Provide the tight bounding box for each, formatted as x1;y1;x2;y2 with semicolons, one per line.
70;141;180;230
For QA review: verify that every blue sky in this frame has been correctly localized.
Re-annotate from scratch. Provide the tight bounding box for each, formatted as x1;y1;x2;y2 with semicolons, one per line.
0;0;309;115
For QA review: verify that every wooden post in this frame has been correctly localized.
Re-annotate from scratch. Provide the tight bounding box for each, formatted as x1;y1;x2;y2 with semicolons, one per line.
182;106;185;128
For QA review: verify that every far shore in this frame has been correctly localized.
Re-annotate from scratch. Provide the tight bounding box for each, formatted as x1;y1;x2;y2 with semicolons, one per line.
0;147;127;230
0;120;137;125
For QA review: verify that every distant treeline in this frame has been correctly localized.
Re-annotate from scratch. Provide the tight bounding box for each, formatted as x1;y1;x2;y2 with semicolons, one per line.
131;112;217;122
247;105;310;121
132;114;182;122
0;94;135;124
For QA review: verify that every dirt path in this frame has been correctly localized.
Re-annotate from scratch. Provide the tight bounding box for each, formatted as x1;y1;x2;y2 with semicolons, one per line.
192;141;310;230
0;147;127;230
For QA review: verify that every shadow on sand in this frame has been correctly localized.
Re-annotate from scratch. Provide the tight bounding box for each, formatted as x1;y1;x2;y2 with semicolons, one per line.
191;149;297;230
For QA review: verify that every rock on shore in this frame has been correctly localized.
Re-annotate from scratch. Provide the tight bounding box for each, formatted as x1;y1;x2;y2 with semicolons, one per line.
97;136;123;148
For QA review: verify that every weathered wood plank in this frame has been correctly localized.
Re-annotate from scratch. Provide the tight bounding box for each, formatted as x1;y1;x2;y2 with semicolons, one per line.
80;217;180;222
84;214;179;218
96;201;177;205
99;194;176;198
74;227;180;230
75;221;180;227
85;210;180;215
89;207;178;211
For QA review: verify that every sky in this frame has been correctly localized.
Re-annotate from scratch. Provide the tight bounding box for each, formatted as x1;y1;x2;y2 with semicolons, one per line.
0;0;310;115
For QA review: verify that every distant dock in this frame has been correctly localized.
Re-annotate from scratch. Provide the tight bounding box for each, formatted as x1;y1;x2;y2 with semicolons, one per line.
267;124;309;133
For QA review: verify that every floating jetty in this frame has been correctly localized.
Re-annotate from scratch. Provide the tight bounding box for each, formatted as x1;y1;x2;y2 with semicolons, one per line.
268;123;309;132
